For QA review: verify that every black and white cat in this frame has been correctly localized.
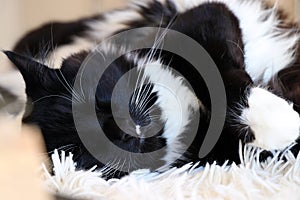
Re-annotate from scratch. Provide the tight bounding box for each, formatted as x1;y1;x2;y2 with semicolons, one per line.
3;0;300;178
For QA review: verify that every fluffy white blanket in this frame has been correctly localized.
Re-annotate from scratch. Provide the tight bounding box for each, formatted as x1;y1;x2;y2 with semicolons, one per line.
43;144;300;200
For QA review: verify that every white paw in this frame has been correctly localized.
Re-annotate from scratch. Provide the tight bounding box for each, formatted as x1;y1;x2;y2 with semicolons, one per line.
241;87;300;150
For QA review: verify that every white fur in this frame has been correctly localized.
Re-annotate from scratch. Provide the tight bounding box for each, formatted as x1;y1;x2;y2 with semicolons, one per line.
135;125;141;135
220;0;299;85
88;9;143;41
45;37;95;69
241;87;300;150
134;57;200;166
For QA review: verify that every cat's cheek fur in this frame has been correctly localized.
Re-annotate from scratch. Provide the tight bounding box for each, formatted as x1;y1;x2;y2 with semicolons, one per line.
241;87;300;150
135;58;201;165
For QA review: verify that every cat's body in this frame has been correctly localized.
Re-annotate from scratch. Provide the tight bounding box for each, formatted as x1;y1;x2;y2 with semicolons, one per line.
4;0;300;178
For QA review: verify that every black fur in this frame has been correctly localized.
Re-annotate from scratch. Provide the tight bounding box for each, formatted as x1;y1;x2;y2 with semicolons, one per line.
13;15;103;58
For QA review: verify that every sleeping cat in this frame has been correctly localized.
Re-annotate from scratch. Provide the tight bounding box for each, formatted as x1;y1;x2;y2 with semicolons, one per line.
3;0;300;178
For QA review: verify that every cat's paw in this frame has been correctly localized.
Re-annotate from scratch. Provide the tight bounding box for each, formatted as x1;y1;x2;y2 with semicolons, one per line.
240;87;300;150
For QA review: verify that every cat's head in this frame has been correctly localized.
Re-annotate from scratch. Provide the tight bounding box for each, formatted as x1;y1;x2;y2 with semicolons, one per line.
4;47;200;175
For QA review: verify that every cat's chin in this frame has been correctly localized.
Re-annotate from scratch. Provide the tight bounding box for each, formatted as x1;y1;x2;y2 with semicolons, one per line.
241;87;300;151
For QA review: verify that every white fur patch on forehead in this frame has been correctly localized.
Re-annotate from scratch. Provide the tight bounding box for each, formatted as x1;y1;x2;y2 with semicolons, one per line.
241;87;300;150
135;0;299;85
130;55;201;164
88;9;143;41
44;37;95;69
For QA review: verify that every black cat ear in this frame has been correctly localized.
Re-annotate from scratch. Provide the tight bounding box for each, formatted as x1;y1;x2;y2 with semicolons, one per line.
4;51;49;82
3;50;63;99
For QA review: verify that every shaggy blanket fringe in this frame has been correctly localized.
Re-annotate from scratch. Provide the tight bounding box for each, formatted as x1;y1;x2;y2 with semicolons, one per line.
42;143;300;200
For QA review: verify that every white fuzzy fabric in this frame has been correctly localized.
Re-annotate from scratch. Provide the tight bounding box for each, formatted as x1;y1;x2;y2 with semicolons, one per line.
43;143;300;200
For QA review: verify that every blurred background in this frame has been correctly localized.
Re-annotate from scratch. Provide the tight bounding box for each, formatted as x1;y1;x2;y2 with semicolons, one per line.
0;0;126;51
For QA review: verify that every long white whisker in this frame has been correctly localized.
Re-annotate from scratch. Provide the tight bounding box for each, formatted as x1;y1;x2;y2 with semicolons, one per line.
134;13;178;108
102;158;118;175
136;84;153;111
46;144;76;154
140;100;161;116
133;15;169;105
58;69;85;103
138;92;156;113
54;71;83;103
111;159;121;178
118;159;126;176
33;95;73;104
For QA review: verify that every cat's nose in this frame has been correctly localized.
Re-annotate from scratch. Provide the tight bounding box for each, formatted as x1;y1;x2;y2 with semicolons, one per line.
135;125;141;136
